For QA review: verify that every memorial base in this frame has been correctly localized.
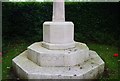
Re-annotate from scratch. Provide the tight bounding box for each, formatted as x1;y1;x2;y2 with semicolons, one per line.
12;42;105;79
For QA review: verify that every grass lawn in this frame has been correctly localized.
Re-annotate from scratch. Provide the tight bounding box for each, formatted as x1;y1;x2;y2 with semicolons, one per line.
2;39;120;80
87;43;119;80
0;56;2;81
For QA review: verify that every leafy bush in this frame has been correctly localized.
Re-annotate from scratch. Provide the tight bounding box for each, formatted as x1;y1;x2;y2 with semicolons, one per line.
2;2;52;41
2;2;120;46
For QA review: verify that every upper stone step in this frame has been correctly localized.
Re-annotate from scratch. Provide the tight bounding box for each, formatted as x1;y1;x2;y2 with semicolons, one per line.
27;42;89;67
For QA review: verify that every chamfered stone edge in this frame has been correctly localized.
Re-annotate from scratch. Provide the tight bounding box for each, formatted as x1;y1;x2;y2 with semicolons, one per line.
12;50;105;79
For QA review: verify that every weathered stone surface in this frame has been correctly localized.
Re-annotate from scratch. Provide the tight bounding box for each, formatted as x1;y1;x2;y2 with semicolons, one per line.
27;42;89;67
43;22;75;49
12;50;105;79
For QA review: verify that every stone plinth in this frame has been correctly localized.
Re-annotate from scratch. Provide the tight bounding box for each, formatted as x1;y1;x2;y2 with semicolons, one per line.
43;22;75;49
12;50;105;79
27;42;89;67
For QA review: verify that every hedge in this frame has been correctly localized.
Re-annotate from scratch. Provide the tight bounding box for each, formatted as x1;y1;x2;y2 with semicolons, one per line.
2;2;120;47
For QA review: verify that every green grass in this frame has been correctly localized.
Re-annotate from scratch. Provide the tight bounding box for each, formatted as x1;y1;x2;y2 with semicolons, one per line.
2;40;120;80
2;39;31;79
87;43;119;80
0;56;2;81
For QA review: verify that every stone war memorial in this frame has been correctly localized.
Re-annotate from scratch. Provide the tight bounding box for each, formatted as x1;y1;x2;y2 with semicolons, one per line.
12;0;105;79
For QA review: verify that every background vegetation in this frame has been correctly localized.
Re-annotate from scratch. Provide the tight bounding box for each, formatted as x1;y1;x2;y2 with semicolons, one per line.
2;2;120;80
2;2;119;47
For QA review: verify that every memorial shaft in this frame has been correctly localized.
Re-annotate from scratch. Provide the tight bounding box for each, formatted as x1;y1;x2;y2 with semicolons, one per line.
52;0;65;22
